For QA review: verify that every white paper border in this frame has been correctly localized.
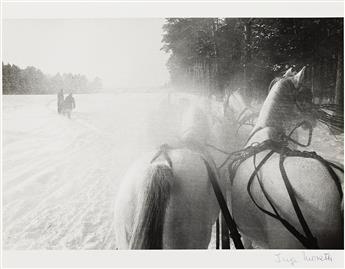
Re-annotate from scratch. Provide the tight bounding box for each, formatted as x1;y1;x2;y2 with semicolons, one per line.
2;250;345;268
2;1;344;19
1;0;344;268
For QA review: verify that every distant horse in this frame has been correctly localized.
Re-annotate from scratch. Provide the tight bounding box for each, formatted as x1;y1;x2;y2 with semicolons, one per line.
229;67;344;249
114;98;233;249
224;89;259;133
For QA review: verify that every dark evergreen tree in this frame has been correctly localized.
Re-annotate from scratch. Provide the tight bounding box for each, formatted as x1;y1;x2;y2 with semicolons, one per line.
162;18;343;104
2;63;103;95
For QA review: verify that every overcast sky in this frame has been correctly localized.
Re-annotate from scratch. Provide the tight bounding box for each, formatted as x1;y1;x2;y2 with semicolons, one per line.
3;19;170;89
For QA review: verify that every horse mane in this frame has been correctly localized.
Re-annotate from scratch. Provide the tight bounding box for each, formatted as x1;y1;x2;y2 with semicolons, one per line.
268;68;298;94
268;77;281;93
269;77;297;100
250;77;298;137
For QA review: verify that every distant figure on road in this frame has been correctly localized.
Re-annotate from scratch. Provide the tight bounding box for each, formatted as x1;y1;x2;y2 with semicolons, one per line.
57;89;64;114
62;93;76;119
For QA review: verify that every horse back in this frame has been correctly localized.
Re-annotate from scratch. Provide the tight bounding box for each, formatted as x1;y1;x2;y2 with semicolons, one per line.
232;151;343;248
114;148;221;249
162;148;220;248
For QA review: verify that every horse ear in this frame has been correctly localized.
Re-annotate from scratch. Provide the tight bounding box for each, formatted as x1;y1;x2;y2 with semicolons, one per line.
283;67;293;77
292;66;306;89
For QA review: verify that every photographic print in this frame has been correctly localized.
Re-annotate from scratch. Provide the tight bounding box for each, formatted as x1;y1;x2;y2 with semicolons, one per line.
1;0;344;268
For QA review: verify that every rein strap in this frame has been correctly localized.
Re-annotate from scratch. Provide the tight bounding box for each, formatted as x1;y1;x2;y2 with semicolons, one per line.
202;158;244;249
228;123;343;249
151;143;245;249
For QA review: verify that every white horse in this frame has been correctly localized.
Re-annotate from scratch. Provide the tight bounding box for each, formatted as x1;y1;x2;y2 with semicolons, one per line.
230;67;344;249
114;98;233;249
224;89;256;124
223;89;259;141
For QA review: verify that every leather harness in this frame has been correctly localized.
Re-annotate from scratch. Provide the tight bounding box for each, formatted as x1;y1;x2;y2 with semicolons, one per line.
150;142;245;249
227;122;343;249
150;122;343;249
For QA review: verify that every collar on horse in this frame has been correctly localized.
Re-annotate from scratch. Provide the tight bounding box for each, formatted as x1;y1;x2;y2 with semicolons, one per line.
246;120;313;146
227;122;343;249
150;141;245;249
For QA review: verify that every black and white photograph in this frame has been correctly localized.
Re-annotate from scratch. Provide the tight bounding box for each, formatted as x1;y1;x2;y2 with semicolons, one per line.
1;0;344;268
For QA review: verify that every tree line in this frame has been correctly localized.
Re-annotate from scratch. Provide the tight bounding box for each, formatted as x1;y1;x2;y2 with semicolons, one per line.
2;63;103;95
162;18;343;104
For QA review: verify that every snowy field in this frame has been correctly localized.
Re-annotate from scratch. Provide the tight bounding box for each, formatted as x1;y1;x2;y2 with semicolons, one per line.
2;92;198;250
2;93;343;250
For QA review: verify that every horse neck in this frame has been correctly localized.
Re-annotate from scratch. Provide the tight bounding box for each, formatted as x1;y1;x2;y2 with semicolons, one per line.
249;81;296;144
228;92;248;117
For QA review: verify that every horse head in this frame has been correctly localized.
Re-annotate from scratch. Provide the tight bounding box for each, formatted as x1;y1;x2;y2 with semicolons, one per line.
257;66;317;134
223;88;259;136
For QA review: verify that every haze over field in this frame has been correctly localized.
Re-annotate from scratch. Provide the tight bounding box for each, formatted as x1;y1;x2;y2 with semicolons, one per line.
3;19;170;90
3;93;187;249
